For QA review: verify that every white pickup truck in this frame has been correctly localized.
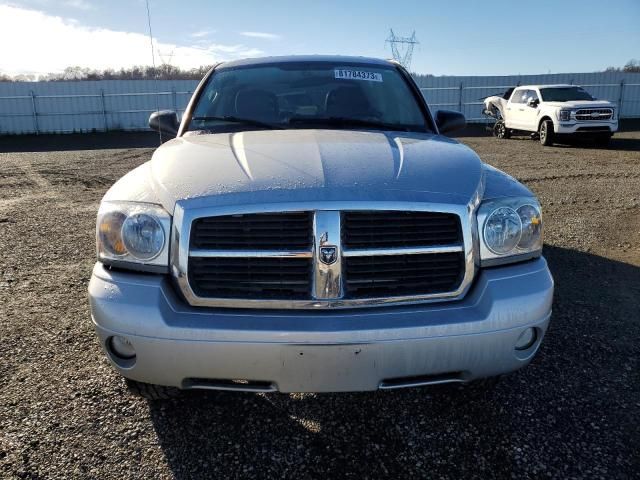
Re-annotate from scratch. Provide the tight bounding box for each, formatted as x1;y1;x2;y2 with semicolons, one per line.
483;84;618;146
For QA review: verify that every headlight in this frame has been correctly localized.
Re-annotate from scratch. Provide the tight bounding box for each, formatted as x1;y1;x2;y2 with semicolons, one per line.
122;213;165;260
477;197;542;267
483;207;521;254
97;201;171;272
559;109;571;121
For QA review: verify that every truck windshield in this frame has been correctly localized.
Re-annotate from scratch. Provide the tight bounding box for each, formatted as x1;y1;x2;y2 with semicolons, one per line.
187;63;430;133
539;87;594;102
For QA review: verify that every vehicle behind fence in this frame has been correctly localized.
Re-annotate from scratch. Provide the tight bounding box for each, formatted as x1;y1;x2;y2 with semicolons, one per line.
1;72;639;134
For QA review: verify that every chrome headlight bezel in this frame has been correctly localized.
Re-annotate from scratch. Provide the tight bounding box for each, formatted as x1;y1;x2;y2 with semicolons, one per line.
96;201;171;273
559;109;572;121
477;197;543;267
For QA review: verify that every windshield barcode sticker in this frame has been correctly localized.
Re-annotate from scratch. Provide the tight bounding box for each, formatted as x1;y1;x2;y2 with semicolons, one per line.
335;69;383;82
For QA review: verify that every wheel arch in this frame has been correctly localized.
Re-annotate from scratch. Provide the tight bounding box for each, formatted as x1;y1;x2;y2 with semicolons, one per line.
538;115;554;131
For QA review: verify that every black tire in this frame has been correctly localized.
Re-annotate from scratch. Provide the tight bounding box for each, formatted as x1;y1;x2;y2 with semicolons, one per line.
494;120;510;139
539;119;555;146
125;378;182;400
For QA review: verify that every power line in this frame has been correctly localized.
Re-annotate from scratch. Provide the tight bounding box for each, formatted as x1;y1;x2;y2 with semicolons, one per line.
386;29;419;70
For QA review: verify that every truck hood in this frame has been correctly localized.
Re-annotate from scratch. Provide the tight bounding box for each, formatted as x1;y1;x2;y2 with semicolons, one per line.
543;100;614;109
148;129;483;212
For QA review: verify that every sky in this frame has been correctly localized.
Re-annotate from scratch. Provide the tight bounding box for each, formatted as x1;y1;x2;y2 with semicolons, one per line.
1;0;639;77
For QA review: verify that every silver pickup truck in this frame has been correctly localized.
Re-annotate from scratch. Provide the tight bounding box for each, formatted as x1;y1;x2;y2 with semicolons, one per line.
89;56;554;399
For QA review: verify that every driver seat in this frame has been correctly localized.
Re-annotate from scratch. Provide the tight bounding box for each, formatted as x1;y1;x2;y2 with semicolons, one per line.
234;89;279;122
325;86;371;118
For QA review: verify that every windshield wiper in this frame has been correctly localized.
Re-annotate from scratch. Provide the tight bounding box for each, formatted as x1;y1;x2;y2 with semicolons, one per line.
190;115;284;130
288;116;416;132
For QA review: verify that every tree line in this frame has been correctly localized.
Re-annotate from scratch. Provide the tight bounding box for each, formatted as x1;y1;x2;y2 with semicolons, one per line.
1;60;639;82
0;64;214;82
604;59;640;73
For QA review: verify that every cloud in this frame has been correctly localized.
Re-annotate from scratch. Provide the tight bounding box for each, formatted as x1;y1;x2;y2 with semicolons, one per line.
240;31;281;40
190;30;214;38
0;5;263;76
63;0;93;10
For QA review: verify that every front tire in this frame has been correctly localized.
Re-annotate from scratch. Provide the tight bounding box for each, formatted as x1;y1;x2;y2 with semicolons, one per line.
494;120;510;139
125;378;182;400
539;120;555;146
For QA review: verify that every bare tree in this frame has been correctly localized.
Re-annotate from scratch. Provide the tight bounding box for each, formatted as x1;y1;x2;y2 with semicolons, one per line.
605;59;640;73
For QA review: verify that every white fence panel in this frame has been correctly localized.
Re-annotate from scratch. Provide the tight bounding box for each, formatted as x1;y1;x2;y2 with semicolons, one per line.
1;72;639;134
0;80;198;134
415;71;640;122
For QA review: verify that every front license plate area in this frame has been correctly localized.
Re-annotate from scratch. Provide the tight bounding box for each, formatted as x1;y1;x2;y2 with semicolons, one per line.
277;344;377;392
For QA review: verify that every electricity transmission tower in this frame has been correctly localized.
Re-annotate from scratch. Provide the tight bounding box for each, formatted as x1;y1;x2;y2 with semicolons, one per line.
385;29;419;70
157;49;175;66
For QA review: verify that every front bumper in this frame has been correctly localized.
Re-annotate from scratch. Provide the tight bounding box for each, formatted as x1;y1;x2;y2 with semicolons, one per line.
89;258;554;393
556;120;618;135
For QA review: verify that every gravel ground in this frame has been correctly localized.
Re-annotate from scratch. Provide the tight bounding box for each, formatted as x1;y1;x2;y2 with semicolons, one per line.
1;129;639;479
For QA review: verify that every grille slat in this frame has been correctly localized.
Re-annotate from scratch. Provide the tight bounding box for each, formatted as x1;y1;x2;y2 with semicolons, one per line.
347;276;460;285
347;220;458;227
345;265;462;275
347;227;459;234
344;235;460;245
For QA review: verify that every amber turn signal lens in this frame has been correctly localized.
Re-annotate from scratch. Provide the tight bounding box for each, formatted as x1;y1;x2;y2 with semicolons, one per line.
98;211;127;256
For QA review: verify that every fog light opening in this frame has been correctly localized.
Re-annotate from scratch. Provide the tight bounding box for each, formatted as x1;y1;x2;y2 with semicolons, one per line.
515;328;537;351
108;335;136;360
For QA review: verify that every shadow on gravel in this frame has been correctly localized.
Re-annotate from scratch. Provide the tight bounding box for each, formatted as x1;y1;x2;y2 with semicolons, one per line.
145;245;639;478
451;119;640;151
147;383;502;479
0;131;162;152
545;137;640;151
449;124;494;138
482;134;640;151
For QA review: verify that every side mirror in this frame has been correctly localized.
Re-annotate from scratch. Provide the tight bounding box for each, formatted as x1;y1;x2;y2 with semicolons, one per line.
527;98;539;108
149;110;179;137
435;110;466;134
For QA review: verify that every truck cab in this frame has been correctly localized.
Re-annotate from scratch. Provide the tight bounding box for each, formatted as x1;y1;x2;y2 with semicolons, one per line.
505;88;541;131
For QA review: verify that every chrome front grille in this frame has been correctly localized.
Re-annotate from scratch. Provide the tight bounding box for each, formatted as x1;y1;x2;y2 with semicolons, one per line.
172;204;474;309
575;108;613;121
